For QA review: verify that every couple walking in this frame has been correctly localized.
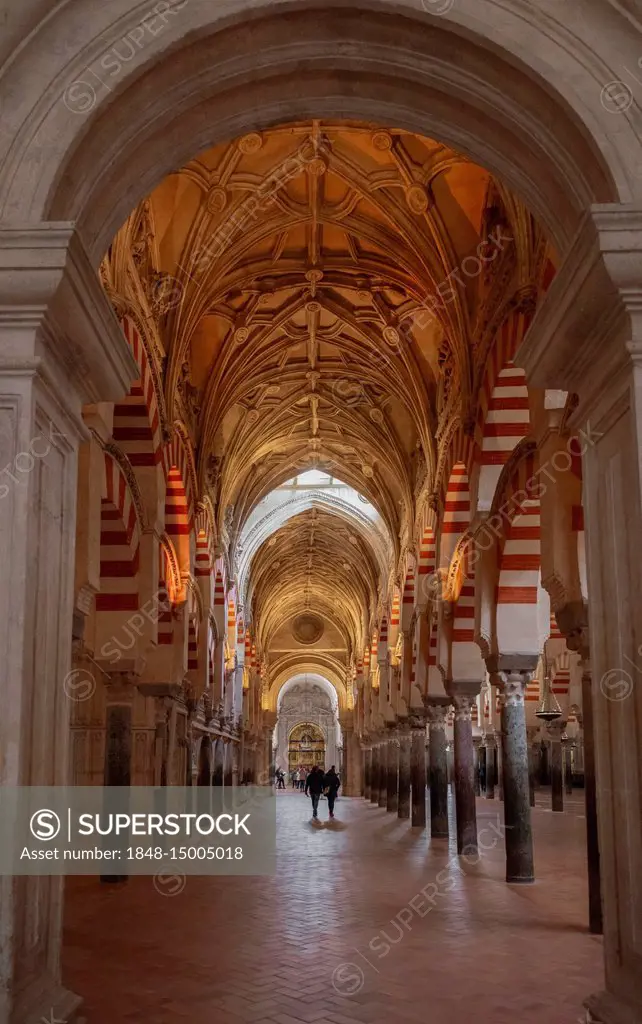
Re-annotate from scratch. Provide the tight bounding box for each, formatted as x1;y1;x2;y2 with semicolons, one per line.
304;765;340;820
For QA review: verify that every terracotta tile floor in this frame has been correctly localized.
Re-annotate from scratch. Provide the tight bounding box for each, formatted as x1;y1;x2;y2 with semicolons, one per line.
63;790;603;1024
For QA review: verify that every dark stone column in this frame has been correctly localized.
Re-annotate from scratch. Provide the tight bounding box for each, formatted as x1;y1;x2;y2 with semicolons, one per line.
497;700;505;800
452;695;478;856
425;697;450;839
370;743;380;804
526;727;538;807
473;737;481;796
378;740;387;808
397;724;411;819
500;670;534;883
386;728;399;813
484;736;496;799
409;715;426;827
364;747;372;800
581;661;603;935
563;736;574;795
103;701;132;884
548;721;565;812
478;742;487;796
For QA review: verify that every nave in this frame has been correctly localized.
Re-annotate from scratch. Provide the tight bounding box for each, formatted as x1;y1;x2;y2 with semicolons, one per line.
63;792;601;1024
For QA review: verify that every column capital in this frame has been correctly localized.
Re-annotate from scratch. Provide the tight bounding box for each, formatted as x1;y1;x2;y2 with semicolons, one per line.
497;670;532;705
425;697;451;726
452;694;475;721
407;711;426;730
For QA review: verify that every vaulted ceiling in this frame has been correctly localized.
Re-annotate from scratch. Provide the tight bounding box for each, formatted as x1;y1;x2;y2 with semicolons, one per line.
102;118;550;675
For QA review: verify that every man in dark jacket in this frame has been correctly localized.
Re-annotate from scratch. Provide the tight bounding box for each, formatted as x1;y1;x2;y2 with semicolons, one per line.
323;766;341;819
304;764;325;818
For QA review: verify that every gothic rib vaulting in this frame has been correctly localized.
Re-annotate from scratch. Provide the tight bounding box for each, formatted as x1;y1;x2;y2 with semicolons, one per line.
90;120;566;788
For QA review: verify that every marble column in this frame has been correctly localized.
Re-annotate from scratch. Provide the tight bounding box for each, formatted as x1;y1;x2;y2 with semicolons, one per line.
484;735;496;799
378;740;387;808
499;670;534;883
386;728;399;812
527;727;539;808
497;700;505;800
452;696;478;856
409;715;427;827
364;746;372;800
563;736;574;795
425;697;451;839
548;721;565;812
478;742;487;797
397;723;411;819
370;742;380;804
473;737;481;797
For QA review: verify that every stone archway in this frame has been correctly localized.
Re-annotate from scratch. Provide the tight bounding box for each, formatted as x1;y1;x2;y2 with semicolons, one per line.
2;5;642;1023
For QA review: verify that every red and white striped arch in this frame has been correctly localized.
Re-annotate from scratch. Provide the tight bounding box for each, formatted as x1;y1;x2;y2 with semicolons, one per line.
476;311;532;510
496;464;541;657
113;317;163;467
441;462;471;567
157;542;175;646
163;434;194;574
95;451;141;614
401;562;416;630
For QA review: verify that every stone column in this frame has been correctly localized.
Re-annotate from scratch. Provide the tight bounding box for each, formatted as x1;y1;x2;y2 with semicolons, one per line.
341;723;362;796
473;736;481;796
0;227;138;1024
386;728;399;812
526;727;539;807
547;720;565;812
563;735;574;795
478;741;487;797
378;739;387;808
397;723;411;819
409;715;426;827
484;735;496;799
497;699;505;800
452;695;478;856
425;697;451;839
364;746;372;800
370;742;380;805
499;670;534;883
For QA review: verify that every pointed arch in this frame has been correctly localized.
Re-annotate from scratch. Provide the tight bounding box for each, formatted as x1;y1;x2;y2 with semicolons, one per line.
441;462;471;567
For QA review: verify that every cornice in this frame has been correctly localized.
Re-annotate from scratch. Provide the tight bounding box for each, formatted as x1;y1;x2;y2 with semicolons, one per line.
516;204;642;421
0;224;138;405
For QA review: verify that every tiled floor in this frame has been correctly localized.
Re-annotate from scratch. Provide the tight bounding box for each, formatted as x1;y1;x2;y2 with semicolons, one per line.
63;789;603;1024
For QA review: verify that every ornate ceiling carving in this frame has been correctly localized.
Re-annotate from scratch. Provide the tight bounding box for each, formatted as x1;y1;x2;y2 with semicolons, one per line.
103;118;549;694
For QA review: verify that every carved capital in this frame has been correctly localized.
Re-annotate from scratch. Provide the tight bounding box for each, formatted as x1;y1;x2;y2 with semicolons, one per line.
453;695;475;721
497;670;531;706
424;697;451;726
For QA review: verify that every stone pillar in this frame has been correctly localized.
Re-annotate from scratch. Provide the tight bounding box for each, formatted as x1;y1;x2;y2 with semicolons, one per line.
0;227;138;1024
370;742;380;805
497;700;505;800
499;670;534;883
397;723;411;819
364;746;372;800
409;715;426;827
386;728;398;812
377;739;386;807
341;723;361;796
484;735;496;799
473;736;481;797
563;735;574;795
526;727;539;808
478;741;487;797
548;721;565;812
452;696;478;856
425;697;451;839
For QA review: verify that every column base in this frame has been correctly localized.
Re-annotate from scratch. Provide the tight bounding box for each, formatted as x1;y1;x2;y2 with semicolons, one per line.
585;991;642;1024
15;978;83;1024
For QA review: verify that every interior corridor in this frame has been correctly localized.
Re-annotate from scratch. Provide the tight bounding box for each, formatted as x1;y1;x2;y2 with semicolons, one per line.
63;792;602;1024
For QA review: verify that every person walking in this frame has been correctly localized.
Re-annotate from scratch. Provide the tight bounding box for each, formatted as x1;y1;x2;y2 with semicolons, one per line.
299;767;307;792
276;768;285;789
293;768;300;789
323;765;341;819
304;764;325;819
